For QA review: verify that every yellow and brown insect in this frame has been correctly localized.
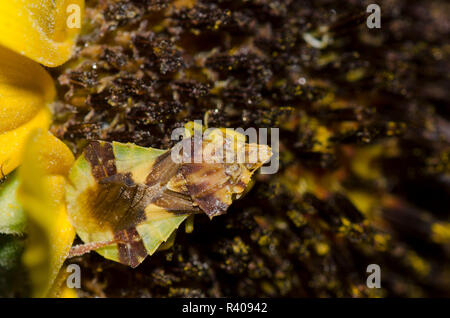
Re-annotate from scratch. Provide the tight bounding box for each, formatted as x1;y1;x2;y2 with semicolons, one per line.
66;125;272;267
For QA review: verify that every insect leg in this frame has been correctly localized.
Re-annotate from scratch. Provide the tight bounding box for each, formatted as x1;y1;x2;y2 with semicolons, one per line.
68;240;118;258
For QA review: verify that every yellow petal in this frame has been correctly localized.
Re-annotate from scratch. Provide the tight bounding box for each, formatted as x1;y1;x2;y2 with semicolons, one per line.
17;129;75;297
0;0;84;67
0;46;55;176
20;127;75;176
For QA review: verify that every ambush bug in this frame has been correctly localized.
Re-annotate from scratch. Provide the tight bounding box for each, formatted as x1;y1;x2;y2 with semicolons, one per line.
67;123;272;267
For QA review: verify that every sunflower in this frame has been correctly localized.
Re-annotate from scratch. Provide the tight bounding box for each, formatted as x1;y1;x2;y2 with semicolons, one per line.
1;0;448;300
0;0;84;297
0;1;270;297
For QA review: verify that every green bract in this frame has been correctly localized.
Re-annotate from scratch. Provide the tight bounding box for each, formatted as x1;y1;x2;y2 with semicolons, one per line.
0;172;25;235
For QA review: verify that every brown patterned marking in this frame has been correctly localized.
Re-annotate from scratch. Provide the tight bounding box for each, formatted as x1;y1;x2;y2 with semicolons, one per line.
81;174;150;232
166;171;190;195
98;172;135;187
114;227;147;268
145;150;180;187
204;167;221;176
183;181;211;197
180;163;234;218
235;180;247;190
192;193;229;218
181;164;230;193
153;190;201;213
84;141;117;180
178;162;204;175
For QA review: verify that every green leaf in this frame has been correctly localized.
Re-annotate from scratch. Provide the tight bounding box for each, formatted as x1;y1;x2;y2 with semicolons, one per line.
0;234;24;269
0;234;27;297
0;172;26;234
